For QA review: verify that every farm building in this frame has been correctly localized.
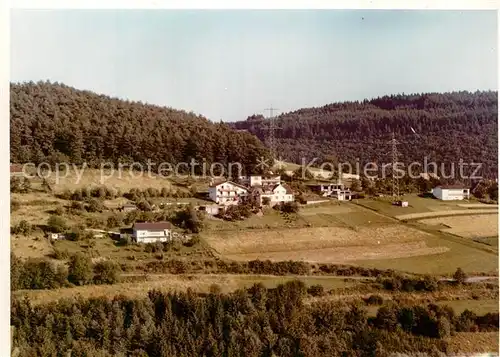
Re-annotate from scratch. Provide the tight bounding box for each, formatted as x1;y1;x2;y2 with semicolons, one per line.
208;181;249;205
432;185;470;201
133;222;172;243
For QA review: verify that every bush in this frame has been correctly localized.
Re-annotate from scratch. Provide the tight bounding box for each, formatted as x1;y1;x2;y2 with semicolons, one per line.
12;257;67;290
68;253;93;286
307;284;325;297
86;198;105;213
107;214;123;229
173;205;204;232
209;284;222;294
93;260;121;285
453;268;467;284
144;242;163;253
118;234;132;246
274;201;300;213
365;294;384;305
11;220;33;236
70;201;85;211
183;235;200;247
137;200;153;212
47;215;67;233
11;199;21;212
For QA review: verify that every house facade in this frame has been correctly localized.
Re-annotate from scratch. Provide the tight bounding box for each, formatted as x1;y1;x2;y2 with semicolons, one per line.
432;185;470;201
250;183;294;207
208;181;249;205
133;222;172;243
308;182;352;201
239;175;281;188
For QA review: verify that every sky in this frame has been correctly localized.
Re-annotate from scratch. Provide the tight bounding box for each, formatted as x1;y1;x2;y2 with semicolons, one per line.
10;9;498;121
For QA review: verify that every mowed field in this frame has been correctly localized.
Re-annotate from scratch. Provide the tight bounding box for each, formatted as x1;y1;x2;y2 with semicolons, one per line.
203;203;449;267
13;274;364;305
44;168;176;193
204;225;446;263
357;194;497;218
203;200;499;275
419;214;498;239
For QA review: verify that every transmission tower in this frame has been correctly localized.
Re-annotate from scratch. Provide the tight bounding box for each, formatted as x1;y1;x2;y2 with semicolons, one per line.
264;106;281;160
389;131;400;199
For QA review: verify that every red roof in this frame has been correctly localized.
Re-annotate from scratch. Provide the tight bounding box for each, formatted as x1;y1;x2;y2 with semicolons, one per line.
134;222;172;231
210;180;248;191
10;164;23;173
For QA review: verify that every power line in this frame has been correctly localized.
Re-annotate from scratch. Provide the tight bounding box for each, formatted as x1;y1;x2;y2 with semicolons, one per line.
263;106;282;160
388;131;400;199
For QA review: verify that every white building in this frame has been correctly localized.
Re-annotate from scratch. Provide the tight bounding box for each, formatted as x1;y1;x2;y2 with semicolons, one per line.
239;175;281;188
432;185;470;201
251;183;294;207
133;222;172;243
309;182;353;201
208;181;249;205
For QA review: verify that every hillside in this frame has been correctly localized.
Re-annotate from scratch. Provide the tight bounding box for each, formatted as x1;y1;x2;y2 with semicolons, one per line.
10;81;271;174
232;91;498;178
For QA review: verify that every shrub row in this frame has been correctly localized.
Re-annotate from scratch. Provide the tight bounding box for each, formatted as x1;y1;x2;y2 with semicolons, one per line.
11;253;121;291
142;259;398;278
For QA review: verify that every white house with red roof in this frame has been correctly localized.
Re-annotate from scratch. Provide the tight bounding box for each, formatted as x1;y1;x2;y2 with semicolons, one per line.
208;181;249;205
133;221;172;243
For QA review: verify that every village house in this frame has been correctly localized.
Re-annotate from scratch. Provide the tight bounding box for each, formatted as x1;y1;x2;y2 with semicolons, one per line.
249;183;294;207
207;175;295;209
132;222;172;243
238;175;281;189
308;182;353;201
432;185;470;201
208;181;249;205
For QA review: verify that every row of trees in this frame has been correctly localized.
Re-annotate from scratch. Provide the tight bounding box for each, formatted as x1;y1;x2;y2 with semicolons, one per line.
233;91;498;178
11;280;499;356
59;185;196;202
11;253;120;291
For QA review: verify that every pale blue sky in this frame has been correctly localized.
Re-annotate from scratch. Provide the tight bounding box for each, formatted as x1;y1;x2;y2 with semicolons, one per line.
11;10;498;121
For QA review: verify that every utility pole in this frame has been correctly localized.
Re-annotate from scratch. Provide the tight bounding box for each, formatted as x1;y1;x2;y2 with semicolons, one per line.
263;106;281;161
389;131;400;200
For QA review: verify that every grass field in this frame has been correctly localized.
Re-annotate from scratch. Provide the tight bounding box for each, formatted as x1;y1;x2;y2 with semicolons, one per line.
396;209;498;221
44;168;176;193
354;194;480;217
446;332;499;353
13;274;364;305
436;299;499;315
202;200;498;275
203;223;448;264
419;214;498;239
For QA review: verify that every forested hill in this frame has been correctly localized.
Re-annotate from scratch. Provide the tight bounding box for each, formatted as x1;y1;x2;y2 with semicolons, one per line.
10;82;270;173
232;91;498;177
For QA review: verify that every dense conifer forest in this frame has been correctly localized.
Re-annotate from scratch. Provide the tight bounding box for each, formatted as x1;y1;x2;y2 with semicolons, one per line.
232;91;498;178
11;282;499;357
10;82;271;174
